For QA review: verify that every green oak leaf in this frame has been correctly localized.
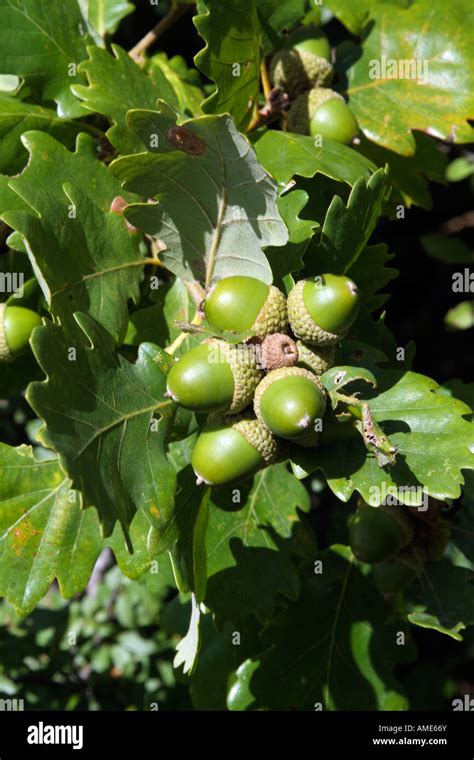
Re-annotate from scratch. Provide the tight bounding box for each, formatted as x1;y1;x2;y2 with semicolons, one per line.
205;463;314;626
326;0;410;36
2;132;143;343
0;0;94;118
126;277;197;353
254;130;376;186
292;371;474;505
194;0;260;129
346;243;398;312
321;365;377;397
355;132;448;210
443;379;474;415
256;0;307;54
0;95;83;175
78;0;134;38
27;315;178;542
228;546;416;710
189;617;261;709
342;0;474;154
0;443;102;616
112;104;288;287
169;466;210;603
107;512;177;580
407;561;474;640
72;44;182;154
267;188;318;284
150;53;204;117
303;168;391;276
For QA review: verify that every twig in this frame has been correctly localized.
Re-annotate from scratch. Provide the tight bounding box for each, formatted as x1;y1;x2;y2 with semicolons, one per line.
165;311;203;355
129;4;192;61
260;58;272;100
185;280;206;309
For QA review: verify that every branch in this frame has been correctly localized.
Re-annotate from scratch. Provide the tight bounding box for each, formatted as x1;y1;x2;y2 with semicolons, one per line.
129;4;193;61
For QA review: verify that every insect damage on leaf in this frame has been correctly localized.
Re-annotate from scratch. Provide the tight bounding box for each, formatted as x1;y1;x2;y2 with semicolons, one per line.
167;126;207;156
358;402;398;467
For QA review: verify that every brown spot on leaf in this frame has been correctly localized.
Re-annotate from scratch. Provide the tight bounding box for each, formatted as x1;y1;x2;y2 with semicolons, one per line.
167;126;206;156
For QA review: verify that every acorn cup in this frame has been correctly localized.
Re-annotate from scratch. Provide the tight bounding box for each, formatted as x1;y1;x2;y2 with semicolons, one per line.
191;414;279;486
287;275;360;346
270;25;333;96
166;338;262;414
287;87;359;144
349;502;416;564
0;303;42;362
295;340;335;375
204;276;288;338
254;366;326;441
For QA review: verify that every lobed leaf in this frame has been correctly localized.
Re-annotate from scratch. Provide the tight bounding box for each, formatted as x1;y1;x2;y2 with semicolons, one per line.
205;463;314;625
228;546;416;710
342;0;474;154
27;316;178;541
194;0;261;129
2;132;143;343
112;103;288;286
0;0;94;118
0;443;102;616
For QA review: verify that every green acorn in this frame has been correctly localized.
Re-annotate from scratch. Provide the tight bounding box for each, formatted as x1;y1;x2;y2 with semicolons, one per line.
0;303;42;362
287;87;358;144
296;341;335;375
372;551;423;594
254;366;326;441
349;502;415;565
192;415;279;485
204;276;288;338
166;339;262;414
287;275;360;346
270;25;333;96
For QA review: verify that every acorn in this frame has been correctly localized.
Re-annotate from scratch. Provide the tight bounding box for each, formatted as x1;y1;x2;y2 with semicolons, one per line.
192;415;279;485
0;303;42;362
204;276;288;338
166;339;262;414
349;502;415;565
372;551;422;594
296;341;335;375
287;275;360;346
254;366;326;441
287;87;359;144
270;26;333;96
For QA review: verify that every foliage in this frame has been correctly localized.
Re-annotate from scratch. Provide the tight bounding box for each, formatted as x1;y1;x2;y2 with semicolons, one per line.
0;0;473;712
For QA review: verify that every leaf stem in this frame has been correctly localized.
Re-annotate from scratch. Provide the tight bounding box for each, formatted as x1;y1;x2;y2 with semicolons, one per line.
129;4;192;61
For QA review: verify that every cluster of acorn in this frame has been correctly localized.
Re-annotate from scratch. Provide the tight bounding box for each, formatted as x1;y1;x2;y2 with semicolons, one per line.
270;24;359;144
349;499;450;594
165;273;360;486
